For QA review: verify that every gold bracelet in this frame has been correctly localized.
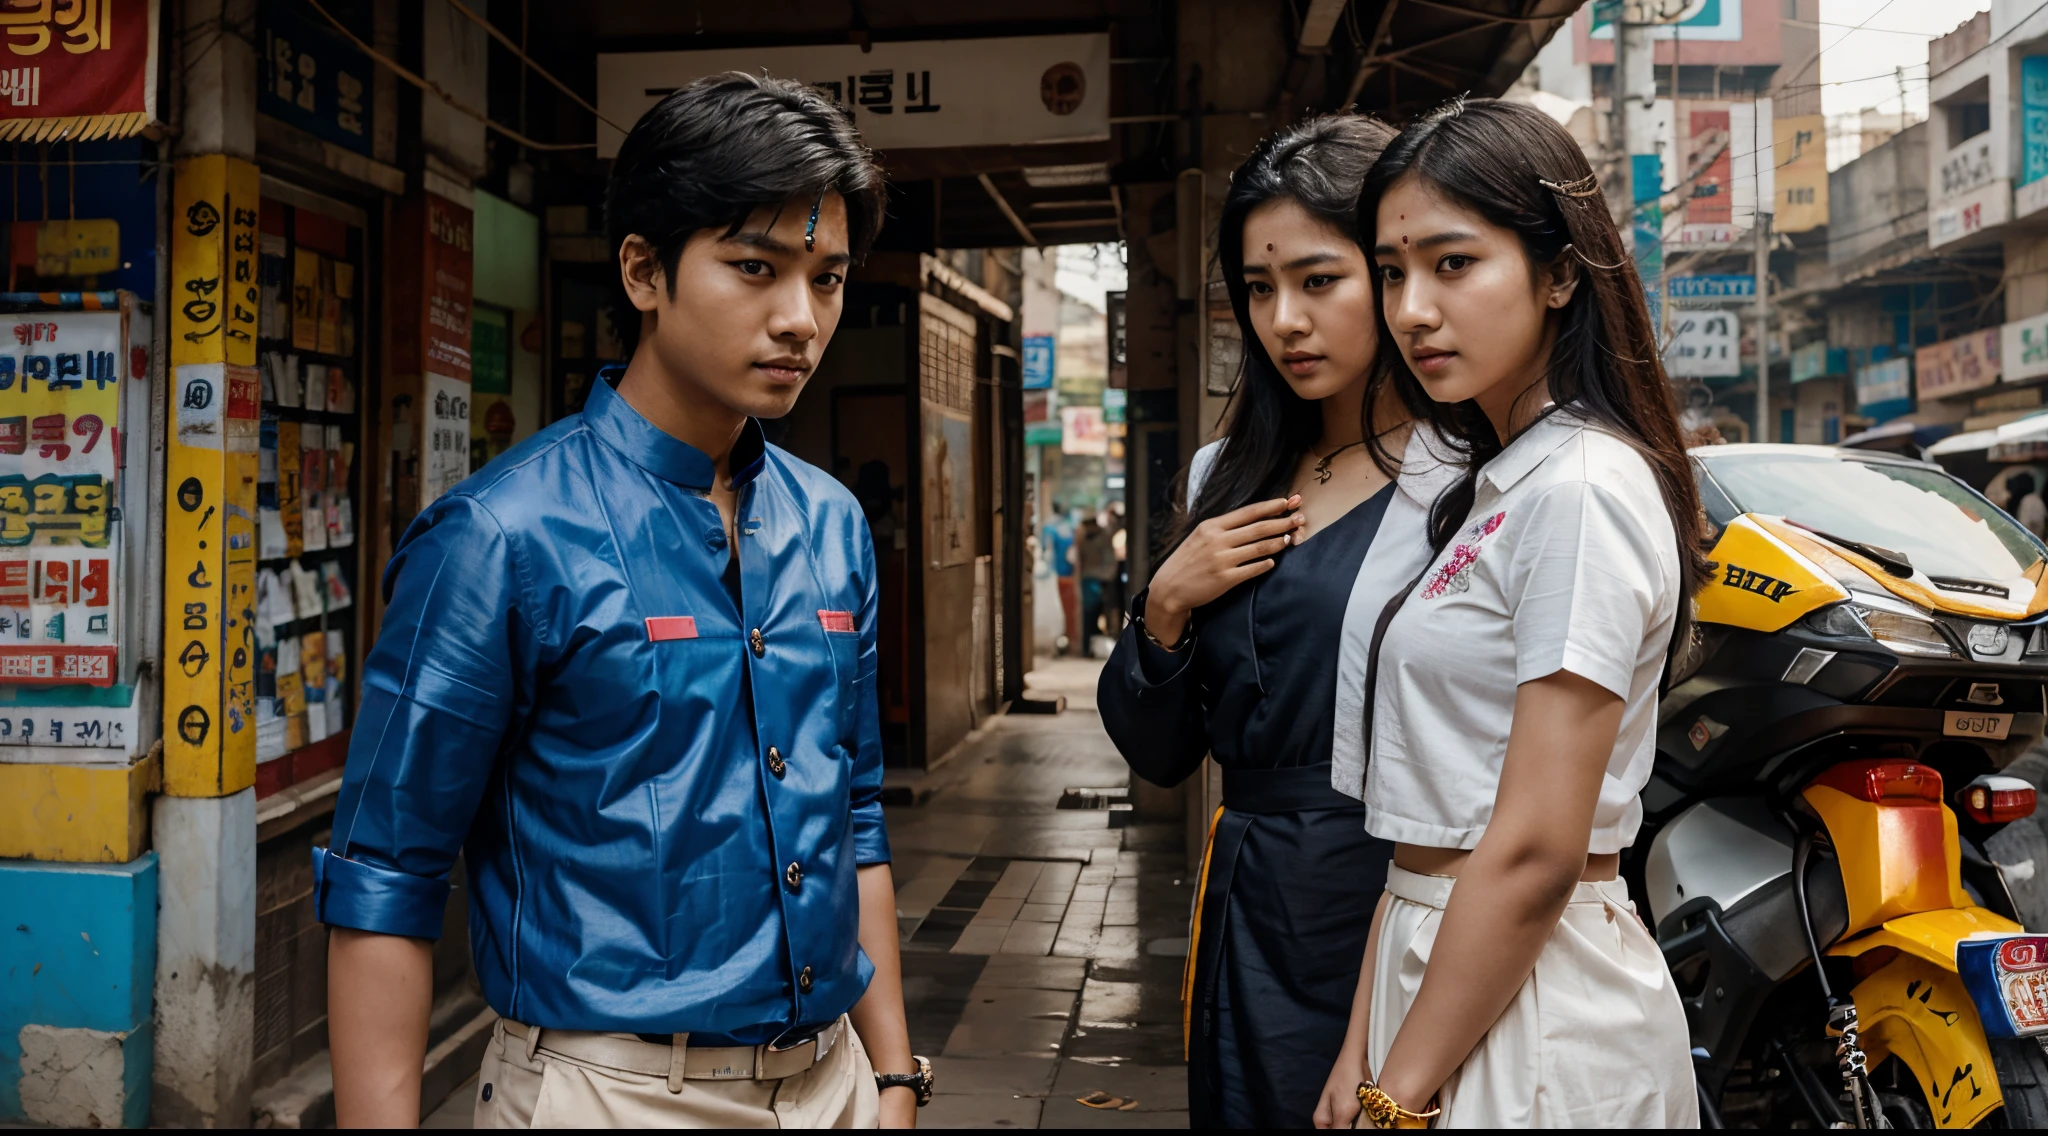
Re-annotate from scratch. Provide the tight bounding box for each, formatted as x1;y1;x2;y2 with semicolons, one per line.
1356;1082;1440;1129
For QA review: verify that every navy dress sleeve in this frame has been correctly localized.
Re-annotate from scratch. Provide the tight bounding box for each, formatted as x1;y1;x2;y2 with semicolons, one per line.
1097;588;1211;788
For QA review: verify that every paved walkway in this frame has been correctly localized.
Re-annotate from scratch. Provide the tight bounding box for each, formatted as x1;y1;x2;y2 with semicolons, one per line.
425;656;1191;1128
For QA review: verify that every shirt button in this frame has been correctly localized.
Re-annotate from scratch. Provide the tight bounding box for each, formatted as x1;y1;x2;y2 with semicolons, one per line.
750;628;765;657
785;861;803;891
798;966;814;994
768;747;786;778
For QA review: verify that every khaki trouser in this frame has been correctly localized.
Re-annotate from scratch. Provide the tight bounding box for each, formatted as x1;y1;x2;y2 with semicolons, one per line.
472;1016;879;1128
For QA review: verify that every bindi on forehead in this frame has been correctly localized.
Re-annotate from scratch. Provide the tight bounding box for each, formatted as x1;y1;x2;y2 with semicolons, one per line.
1266;243;1274;251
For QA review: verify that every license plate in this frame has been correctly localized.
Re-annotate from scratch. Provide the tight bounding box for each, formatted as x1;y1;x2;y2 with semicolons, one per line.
1959;936;2048;1039
1945;710;2013;740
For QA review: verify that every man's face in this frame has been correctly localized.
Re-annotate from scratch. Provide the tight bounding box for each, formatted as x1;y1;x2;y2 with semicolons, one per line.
624;195;852;420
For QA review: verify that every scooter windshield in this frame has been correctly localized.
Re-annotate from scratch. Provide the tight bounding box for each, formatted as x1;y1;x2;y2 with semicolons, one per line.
1696;452;2047;590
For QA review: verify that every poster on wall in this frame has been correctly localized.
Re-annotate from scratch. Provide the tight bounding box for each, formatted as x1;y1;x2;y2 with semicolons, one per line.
424;371;471;504
1664;312;1740;378
0;309;127;686
0;0;160;143
922;405;973;570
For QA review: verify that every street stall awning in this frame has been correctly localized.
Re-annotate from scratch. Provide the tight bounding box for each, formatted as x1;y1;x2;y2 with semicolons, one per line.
1988;412;2048;462
1927;426;2004;458
1840;420;1958;455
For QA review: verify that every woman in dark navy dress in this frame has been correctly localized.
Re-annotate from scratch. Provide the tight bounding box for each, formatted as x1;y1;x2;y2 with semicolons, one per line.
1096;115;1454;1127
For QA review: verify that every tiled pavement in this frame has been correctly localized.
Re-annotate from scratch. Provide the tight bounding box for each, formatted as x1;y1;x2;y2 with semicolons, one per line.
423;655;1189;1128
889;656;1193;1129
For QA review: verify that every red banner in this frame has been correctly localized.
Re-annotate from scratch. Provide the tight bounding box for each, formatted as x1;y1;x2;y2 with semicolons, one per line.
0;0;158;142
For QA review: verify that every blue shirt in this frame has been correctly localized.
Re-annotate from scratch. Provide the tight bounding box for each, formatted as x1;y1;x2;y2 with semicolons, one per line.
313;371;889;1042
1046;520;1075;577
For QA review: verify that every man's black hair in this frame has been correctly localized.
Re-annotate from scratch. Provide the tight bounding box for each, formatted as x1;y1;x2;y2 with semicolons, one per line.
604;71;886;357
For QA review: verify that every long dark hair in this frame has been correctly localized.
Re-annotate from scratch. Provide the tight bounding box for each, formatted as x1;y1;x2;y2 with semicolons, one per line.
1359;98;1711;601
1171;113;1399;549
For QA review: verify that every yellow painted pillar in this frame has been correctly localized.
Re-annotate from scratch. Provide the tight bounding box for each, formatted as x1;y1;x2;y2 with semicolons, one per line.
163;155;260;798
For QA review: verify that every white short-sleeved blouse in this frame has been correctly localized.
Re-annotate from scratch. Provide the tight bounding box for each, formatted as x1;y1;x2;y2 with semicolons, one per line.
1363;411;1679;855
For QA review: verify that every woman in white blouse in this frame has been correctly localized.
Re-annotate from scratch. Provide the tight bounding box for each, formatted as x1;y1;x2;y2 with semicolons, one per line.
1312;99;1711;1129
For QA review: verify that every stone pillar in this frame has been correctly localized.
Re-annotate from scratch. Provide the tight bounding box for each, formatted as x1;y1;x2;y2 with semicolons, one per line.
152;1;261;1124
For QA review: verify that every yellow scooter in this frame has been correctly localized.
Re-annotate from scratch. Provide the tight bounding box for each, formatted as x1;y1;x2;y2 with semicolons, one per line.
1630;444;2048;1127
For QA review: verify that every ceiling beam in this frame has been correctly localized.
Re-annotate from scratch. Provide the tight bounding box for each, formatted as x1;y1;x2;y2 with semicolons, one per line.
977;173;1039;247
1342;0;1403;109
1299;0;1351;49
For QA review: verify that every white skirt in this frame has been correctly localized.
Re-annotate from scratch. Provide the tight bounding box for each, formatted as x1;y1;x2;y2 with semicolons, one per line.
1367;865;1699;1128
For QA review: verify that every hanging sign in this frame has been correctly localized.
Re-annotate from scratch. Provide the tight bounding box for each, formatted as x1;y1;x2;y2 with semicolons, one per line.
0;0;159;143
1856;356;1914;419
1665;312;1740;378
1022;334;1054;390
1915;329;2001;401
597;34;1111;158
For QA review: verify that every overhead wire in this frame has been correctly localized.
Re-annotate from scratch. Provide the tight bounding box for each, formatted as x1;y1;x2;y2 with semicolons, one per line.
443;0;627;135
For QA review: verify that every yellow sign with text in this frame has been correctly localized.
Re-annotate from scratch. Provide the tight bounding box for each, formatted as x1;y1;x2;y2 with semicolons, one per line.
164;155;259;798
1774;114;1829;234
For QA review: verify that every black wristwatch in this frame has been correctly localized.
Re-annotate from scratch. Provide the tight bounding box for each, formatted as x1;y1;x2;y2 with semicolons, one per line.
875;1055;933;1106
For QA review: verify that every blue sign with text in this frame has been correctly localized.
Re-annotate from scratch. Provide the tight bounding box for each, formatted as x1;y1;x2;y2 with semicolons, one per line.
1668;274;1755;299
1023;335;1054;390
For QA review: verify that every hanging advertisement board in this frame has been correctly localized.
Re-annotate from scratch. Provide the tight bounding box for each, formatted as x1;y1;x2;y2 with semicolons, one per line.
258;0;374;158
2005;311;2048;385
597;34;1111;158
1856;356;1913;421
1915;329;2001;401
1665;312;1740;378
0;0;159;143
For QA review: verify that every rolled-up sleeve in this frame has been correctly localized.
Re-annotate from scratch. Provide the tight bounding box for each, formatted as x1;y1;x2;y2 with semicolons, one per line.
848;526;891;866
315;495;524;939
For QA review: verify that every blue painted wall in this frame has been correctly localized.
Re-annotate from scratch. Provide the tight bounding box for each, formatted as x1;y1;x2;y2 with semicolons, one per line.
0;852;157;1127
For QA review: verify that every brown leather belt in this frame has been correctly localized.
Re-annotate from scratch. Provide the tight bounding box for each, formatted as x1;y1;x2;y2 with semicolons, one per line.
501;1016;842;1092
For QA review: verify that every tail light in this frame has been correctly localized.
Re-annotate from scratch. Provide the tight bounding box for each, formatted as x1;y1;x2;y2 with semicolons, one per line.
1960;775;2037;824
1813;759;1943;803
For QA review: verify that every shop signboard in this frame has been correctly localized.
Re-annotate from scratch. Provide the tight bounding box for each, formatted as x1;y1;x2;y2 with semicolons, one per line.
2005;311;2048;385
1592;0;1741;40
597;34;1111;158
1022;333;1054;390
1933;136;2010;246
0;0;158;143
1665;312;1740;378
1774;114;1829;233
2025;57;2048;189
1791;341;1848;384
1915;329;2001;401
1667;274;1754;300
1060;405;1107;456
1856;355;1913;421
257;0;374;158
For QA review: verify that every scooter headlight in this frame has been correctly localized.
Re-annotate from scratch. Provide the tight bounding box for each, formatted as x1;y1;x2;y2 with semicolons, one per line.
1799;598;1957;658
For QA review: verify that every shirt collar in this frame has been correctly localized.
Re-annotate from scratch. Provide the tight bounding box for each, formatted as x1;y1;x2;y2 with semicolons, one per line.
1479;407;1585;495
583;366;769;490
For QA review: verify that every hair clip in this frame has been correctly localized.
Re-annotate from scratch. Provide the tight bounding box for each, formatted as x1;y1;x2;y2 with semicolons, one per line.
1563;242;1627;271
804;195;823;251
1538;173;1602;199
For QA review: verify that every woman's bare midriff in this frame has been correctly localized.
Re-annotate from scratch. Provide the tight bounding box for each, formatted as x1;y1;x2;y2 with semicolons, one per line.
1394;844;1620;882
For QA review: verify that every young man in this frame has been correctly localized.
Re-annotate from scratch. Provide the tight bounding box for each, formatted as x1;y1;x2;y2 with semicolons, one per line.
317;74;929;1128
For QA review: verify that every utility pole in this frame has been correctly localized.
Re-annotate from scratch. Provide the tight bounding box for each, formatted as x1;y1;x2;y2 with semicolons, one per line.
1753;200;1774;443
1613;3;1660;318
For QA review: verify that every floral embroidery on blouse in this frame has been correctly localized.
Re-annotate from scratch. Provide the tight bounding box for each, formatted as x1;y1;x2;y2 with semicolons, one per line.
1420;511;1507;600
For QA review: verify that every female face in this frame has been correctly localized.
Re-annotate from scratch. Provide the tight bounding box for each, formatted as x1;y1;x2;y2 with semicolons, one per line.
1372;175;1578;423
1239;198;1378;401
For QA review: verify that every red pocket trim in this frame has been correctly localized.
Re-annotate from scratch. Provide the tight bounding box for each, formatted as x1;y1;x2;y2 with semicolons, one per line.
818;609;856;634
645;616;698;641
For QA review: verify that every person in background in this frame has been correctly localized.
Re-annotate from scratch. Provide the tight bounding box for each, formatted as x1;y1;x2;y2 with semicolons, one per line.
2011;472;2046;538
319;74;929;1129
1096;114;1450;1126
1076;508;1118;657
1106;500;1129;639
1045;500;1079;654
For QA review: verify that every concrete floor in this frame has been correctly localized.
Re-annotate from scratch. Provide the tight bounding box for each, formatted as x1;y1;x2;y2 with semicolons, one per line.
424;656;1192;1128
